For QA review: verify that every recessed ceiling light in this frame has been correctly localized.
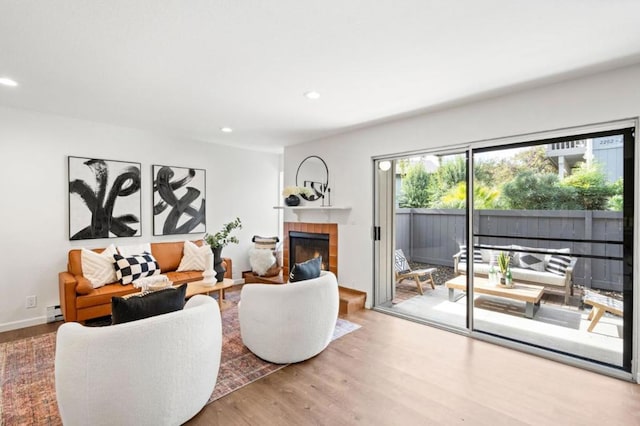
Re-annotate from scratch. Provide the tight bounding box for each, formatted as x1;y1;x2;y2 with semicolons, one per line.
0;77;18;87
220;127;233;133
304;91;320;100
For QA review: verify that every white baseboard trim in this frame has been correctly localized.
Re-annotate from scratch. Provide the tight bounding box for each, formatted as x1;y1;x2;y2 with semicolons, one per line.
0;316;48;333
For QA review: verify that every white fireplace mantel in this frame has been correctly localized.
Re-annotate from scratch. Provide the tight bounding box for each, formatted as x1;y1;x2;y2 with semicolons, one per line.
273;206;351;218
273;206;351;211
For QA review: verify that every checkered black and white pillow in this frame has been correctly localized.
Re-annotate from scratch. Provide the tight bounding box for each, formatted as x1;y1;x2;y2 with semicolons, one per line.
113;252;161;285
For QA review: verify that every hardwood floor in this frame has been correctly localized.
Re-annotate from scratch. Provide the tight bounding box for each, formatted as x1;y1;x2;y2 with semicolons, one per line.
189;308;640;425
2;306;639;425
0;321;61;343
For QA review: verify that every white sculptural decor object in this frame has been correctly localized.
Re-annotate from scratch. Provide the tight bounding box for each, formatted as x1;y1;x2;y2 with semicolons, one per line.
201;250;216;285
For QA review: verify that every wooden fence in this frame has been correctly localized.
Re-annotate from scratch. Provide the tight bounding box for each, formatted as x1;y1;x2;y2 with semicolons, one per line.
396;208;624;292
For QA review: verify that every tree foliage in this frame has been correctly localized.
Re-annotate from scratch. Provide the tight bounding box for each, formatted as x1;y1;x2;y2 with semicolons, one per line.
428;156;466;202
502;172;579;210
397;148;620;211
399;162;431;207
607;178;623;211
433;181;503;209
560;162;614;210
501;162;615;210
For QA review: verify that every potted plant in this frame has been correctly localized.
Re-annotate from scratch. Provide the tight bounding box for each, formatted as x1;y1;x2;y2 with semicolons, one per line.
282;186;312;206
497;251;511;286
204;217;242;281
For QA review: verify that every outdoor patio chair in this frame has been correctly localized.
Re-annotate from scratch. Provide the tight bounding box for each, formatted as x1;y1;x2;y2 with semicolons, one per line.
394;249;436;295
583;290;623;332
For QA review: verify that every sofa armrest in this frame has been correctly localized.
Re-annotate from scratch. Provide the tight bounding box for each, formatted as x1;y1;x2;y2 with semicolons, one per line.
562;257;579;304
58;271;78;322
453;251;462;274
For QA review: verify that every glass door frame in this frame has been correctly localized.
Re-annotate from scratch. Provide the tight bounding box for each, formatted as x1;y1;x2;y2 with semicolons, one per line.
372;146;475;333
372;119;638;382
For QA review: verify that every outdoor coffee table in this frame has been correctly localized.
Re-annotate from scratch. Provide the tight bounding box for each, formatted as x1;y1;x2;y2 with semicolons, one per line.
445;275;545;319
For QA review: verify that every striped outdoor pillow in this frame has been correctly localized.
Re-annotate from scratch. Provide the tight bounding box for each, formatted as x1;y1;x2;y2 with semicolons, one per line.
546;253;572;276
459;246;482;263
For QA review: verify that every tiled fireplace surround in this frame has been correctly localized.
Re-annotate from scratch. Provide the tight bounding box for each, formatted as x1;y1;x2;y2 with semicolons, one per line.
283;222;338;279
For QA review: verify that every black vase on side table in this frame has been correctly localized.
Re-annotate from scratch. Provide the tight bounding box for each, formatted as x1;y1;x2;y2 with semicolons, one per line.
285;194;301;206
212;246;226;282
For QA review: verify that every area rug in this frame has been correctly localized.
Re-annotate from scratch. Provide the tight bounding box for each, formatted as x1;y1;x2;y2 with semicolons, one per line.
0;291;360;425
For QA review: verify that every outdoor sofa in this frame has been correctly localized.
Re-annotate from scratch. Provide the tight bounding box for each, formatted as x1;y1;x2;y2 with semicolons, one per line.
453;244;578;304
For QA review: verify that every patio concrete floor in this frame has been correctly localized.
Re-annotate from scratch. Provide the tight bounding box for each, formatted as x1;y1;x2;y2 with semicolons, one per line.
384;281;624;367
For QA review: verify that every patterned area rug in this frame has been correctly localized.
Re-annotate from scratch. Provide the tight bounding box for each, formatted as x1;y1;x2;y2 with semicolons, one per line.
0;291;360;425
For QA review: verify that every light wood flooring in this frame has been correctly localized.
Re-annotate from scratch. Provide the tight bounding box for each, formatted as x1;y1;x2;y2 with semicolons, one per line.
3;304;639;425
189;308;640;425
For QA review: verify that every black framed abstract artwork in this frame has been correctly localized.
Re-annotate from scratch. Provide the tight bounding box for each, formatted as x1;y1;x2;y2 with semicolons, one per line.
153;165;206;235
68;156;142;240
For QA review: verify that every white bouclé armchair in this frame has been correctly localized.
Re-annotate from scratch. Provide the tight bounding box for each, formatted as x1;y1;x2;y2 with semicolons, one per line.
238;271;339;364
55;295;222;426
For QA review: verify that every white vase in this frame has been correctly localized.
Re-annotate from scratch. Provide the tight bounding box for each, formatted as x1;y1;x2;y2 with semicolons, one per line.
201;251;216;285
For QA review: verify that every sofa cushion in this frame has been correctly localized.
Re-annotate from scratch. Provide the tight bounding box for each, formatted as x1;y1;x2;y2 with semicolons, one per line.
165;271;204;285
511;267;566;287
113;252;161;285
75;275;95;295
480;245;511;263
111;284;187;325
290;256;322;282
150;240;204;272
117;243;152;257
456;263;566;287
177;240;211;272
76;283;139;308
458;262;490;275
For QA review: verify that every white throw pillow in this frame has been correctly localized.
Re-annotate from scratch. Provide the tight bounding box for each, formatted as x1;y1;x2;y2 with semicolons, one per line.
177;240;211;272
117;243;152;257
81;244;118;289
249;248;276;276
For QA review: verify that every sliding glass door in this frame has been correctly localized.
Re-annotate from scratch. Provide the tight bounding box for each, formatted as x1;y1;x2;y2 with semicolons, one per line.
470;128;634;370
373;123;635;375
374;151;469;331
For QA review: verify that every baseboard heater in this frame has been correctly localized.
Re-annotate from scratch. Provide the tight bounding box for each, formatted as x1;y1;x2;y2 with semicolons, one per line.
47;305;64;323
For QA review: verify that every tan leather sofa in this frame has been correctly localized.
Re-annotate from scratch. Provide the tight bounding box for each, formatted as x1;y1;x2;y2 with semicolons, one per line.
58;240;232;322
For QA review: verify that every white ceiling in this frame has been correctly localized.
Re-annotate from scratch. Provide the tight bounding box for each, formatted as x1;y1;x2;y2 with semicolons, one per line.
2;1;640;152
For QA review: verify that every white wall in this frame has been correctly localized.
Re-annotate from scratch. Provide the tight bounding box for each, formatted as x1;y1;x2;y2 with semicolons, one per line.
0;106;282;331
284;63;640;312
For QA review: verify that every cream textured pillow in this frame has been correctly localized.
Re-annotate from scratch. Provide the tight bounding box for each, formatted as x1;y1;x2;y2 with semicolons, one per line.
177;240;211;272
81;244;118;289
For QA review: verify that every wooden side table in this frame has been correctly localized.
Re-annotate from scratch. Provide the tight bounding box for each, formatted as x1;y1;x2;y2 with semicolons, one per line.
184;278;234;311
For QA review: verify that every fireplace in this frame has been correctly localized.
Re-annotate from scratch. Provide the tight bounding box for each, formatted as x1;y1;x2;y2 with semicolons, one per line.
283;222;338;279
290;231;329;271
